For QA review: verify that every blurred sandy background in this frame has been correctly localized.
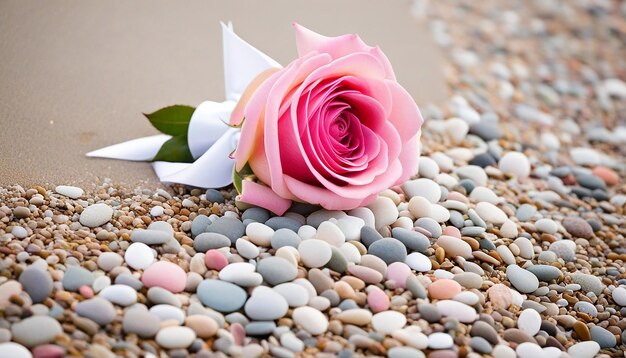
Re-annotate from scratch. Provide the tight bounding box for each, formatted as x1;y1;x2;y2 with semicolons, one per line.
0;0;446;189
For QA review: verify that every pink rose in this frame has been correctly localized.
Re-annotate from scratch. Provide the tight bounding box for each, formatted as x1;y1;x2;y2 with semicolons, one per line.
232;24;423;215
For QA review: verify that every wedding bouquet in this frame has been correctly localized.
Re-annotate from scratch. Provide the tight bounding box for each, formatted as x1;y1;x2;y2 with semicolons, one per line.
89;23;423;215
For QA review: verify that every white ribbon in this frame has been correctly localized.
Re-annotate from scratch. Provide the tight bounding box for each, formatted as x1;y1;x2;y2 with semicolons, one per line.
86;22;281;188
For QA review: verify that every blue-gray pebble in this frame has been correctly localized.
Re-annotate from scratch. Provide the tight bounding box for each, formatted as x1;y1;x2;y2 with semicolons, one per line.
205;217;245;244
367;238;407;264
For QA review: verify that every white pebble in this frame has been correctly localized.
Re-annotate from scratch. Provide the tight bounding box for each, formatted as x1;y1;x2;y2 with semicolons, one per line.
371;311;407;335
11;226;28;239
55;185;84;199
298;239;332;268
366;196;398;229
402;178;441;203
292;306;328;335
418;157;440;179
428;332;453;349
475;202;507;225
150;206;164;217
469;186;501;204
155;326;196;349
611;287;626;306
499;152;531;178
235;239;259;259
405;252;431;272
124;242;155;270
517;308;541;336
246;222;274;247
315;221;345;247
79;203;113;228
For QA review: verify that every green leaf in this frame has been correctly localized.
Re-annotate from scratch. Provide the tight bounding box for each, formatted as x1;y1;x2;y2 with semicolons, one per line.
144;105;195;136
233;166;244;194
152;135;194;163
233;163;253;194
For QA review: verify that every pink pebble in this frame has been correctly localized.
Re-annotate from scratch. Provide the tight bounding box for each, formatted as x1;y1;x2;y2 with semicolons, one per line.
446;192;469;204
205;249;229;271
32;344;66;358
428;278;462;300
442;226;461;238
386;262;411;288
414;226;432;238
367;287;390;313
230;322;245;346
141;261;186;293
79;285;94;298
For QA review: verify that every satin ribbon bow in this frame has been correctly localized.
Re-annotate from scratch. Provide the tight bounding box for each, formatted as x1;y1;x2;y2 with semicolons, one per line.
86;22;281;188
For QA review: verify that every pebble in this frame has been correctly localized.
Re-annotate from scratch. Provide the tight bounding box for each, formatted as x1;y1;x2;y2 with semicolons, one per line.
0;342;32;358
428;332;454;349
298;239;332;268
474;202;507;225
244;286;288;320
99;284;137;306
368;287;390;313
470;321;499;345
292;306;328;335
256;256;297;285
315;221;346;247
10;316;62;347
204;249;228;270
11;226;27;239
124;242;155;270
185;315;218;338
371;311;407;335
388;346;425;358
405;252;432;272
402;178;441;203
567;341;600;358
436;235;472;259
392;228;430;253
62;265;94;291
428;279;462;300
562;217;593;239
570;273;604;295
122;309;161;338
526;265;561;282
517;308;541;336
506;265;539;293
273;283;308;307
436;300;477;323
534;218;557;234
366;196;399;229
367;238;407;264
97;252;124;271
499;152;531;178
453;272;483;289
611;286;626;306
219;262;263;287
271;229;302;249
19;266;52;303
55;185;84;199
236;239;259;259
142;261;186;293
79;203;113;228
455;165;487;186
197;279;247;312
194;232;231;251
75;297;116;325
205;216;245;244
589;325;616;348
155;326;196;349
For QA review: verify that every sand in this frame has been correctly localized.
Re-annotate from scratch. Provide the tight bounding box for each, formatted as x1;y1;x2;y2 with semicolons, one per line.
0;0;446;188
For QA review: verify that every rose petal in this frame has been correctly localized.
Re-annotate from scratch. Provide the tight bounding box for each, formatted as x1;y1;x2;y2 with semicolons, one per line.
293;23;395;80
239;180;292;215
385;80;424;141
283;175;377;210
